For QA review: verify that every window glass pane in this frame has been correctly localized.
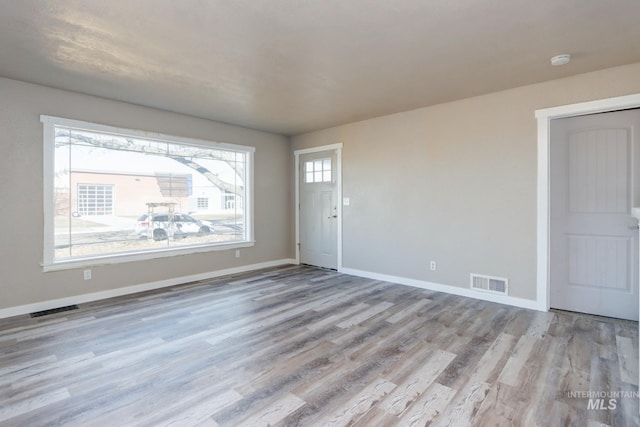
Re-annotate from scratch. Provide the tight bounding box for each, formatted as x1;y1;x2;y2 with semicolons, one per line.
323;159;331;171
305;161;314;173
49;123;251;264
314;160;323;171
314;171;322;182
323;171;332;182
305;172;314;183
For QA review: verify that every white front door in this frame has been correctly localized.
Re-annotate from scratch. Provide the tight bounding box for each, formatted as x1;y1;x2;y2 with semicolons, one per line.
550;109;640;320
299;150;338;269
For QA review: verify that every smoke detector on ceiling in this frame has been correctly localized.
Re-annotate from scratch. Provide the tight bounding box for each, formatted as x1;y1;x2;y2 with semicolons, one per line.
550;54;571;66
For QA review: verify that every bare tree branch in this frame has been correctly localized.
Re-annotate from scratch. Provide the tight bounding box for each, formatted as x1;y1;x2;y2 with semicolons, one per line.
55;130;243;196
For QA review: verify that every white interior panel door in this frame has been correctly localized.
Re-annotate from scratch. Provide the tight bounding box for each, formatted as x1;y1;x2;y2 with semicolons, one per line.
550;109;640;320
299;150;338;269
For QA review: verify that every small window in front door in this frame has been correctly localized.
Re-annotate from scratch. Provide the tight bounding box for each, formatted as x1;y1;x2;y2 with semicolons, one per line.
305;158;332;183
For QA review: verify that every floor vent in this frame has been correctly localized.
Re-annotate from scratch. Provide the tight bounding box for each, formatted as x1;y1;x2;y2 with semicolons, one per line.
30;305;79;318
470;274;508;295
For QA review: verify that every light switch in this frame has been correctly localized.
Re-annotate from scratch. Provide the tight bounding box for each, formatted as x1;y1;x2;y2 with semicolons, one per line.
343;197;350;206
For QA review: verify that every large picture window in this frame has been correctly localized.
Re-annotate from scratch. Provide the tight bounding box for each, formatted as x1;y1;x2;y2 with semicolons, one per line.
42;116;254;270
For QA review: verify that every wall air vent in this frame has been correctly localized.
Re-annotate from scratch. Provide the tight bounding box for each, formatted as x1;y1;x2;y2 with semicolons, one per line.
470;274;508;295
30;305;79;318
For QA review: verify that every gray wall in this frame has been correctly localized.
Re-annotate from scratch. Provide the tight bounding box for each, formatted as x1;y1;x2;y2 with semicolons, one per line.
292;62;640;301
3;62;639;311
0;77;292;311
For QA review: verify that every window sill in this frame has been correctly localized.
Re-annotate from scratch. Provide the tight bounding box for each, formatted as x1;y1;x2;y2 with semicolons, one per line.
42;241;255;272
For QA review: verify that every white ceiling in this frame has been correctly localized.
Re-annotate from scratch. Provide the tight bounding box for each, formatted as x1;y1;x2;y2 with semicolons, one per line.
1;0;639;136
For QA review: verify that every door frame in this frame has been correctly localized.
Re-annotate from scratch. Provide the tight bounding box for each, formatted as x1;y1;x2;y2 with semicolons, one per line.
294;143;343;270
535;93;640;312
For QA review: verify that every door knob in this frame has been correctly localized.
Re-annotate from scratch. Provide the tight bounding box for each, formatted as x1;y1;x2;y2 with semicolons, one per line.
328;215;337;219
629;225;640;230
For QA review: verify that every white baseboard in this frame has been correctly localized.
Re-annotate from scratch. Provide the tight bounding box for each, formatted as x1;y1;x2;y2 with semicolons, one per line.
0;258;296;320
340;267;541;311
1;260;540;320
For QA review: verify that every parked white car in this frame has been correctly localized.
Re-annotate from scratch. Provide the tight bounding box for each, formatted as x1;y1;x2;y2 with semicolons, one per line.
135;213;213;241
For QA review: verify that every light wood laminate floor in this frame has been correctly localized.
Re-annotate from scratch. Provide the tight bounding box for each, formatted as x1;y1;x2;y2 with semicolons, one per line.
0;265;638;426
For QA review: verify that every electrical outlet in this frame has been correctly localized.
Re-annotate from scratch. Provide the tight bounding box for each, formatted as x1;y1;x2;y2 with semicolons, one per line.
235;250;241;258
83;269;92;280
430;261;437;271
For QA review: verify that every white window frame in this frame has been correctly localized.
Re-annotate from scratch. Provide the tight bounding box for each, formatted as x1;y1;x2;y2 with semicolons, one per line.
42;115;255;272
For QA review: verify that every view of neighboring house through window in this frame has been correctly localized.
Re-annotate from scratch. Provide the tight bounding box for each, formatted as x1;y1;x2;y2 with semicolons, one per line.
42;116;254;269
